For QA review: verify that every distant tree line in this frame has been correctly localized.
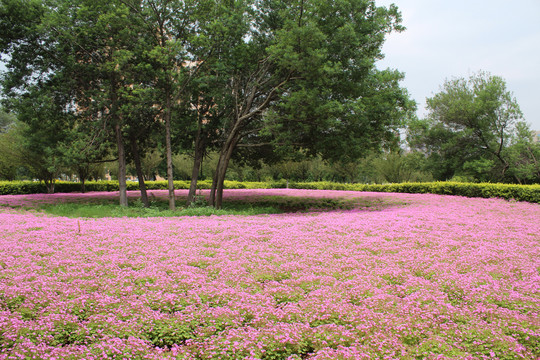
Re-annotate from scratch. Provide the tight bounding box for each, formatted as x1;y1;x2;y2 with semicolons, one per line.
2;70;539;189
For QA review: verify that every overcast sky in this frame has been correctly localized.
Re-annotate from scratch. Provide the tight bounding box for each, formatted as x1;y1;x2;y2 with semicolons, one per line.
375;0;540;130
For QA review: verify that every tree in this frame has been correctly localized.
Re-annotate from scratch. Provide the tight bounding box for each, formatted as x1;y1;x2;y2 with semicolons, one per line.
414;71;523;181
5;75;76;192
2;0;413;206
126;0;192;210
1;0;163;202
59;0;151;205
58;120;113;193
371;151;432;183
199;0;411;208
505;122;540;184
407;118;467;181
1;0;99;192
0;0;67;189
140;149;162;181
122;0;228;210
0;110;24;180
0;108;15;133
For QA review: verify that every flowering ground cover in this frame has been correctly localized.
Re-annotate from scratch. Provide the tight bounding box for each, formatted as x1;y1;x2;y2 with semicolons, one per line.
0;189;539;359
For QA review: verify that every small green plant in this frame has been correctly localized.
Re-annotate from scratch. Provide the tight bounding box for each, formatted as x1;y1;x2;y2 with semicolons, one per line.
189;191;208;208
51;321;89;346
146;319;196;348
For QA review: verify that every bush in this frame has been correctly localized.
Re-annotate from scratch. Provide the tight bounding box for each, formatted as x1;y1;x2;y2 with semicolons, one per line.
1;180;538;203
285;181;540;203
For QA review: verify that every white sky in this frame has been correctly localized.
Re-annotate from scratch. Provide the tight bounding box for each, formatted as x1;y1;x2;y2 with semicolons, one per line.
375;0;540;130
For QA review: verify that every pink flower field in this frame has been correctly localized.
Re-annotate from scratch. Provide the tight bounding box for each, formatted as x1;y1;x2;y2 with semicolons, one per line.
0;189;539;359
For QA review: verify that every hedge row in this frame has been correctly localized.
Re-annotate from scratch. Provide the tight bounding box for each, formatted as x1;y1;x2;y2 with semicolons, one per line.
0;180;271;195
286;181;540;203
1;180;539;203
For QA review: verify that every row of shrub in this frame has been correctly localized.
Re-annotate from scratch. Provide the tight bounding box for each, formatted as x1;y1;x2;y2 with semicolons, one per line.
286;181;540;203
1;180;539;203
0;180;267;195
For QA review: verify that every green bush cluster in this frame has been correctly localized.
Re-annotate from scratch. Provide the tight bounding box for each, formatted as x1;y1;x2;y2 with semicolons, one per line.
0;180;206;194
287;181;540;203
0;180;277;195
1;180;539;203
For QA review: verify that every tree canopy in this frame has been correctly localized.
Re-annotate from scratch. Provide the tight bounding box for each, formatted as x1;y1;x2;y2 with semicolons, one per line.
1;0;416;204
407;71;538;183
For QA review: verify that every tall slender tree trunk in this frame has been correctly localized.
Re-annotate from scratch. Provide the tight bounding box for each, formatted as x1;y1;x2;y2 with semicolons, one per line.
116;123;128;207
214;154;230;209
164;87;176;210
209;161;219;207
187;117;205;205
111;71;128;207
131;136;149;207
187;138;205;205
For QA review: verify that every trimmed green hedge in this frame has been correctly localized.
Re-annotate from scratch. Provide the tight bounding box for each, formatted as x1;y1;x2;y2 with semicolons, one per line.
287;181;540;203
0;180;539;203
0;180;272;195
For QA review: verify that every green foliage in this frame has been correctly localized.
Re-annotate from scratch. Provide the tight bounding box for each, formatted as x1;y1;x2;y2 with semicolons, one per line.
505;122;540;184
33;201;282;218
407;71;524;182
285;181;540;203
0;294;26;311
0;118;26;181
50;321;90;347
504;328;540;357
260;340;315;360
261;1;414;164
0;108;15;133
146;319;195;348
371;152;433;183
1;0;414;207
188;192;209;208
2;180;539;204
0;180;226;195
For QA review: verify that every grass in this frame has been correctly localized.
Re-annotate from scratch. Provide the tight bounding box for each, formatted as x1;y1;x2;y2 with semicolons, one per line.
1;190;403;218
34;195;368;218
37;200;281;218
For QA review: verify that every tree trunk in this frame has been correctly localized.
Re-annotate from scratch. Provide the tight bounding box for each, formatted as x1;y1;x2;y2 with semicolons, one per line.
211;134;240;209
187;137;205;205
209;162;219;207
500;161;509;178
164;88;176;210
131;136;149;207
214;155;229;209
45;178;55;194
116;123;128;207
78;166;88;193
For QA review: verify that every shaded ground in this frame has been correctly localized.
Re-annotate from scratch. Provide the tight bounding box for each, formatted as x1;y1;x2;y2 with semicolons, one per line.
0;189;404;217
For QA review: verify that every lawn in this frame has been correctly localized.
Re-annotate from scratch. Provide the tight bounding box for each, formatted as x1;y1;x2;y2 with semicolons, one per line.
0;189;538;359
